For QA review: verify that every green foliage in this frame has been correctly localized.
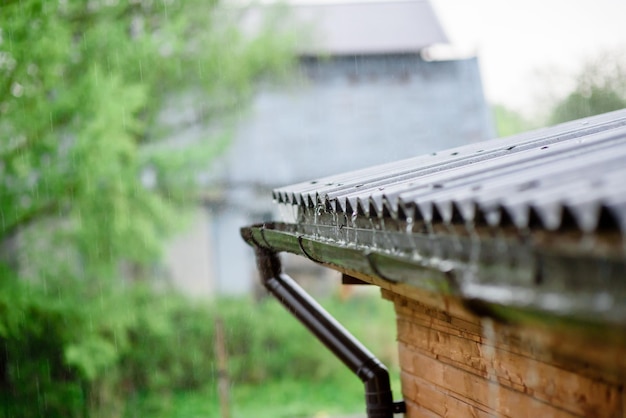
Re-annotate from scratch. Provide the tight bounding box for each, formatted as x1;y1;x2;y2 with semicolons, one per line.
550;86;626;124
119;287;217;393
123;292;399;418
127;377;374;418
0;276;224;417
0;0;298;416
0;277;398;418
0;0;296;274
549;51;626;124
491;103;537;137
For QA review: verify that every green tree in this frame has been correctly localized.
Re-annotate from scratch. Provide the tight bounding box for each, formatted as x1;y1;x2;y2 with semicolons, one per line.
0;0;296;416
549;51;626;124
0;0;295;274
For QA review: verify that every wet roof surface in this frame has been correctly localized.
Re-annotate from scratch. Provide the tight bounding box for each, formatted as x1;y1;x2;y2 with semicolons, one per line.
244;111;626;324
274;110;626;234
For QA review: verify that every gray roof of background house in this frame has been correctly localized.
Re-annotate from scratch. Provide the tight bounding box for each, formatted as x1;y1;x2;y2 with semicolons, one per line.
213;1;484;191
292;0;448;55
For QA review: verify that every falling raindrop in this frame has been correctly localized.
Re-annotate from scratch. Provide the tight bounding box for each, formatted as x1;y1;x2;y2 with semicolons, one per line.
331;210;339;242
351;210;359;245
481;318;501;414
405;216;413;234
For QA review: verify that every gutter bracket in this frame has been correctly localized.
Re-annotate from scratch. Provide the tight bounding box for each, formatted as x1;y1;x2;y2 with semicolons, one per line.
393;401;407;413
298;235;325;264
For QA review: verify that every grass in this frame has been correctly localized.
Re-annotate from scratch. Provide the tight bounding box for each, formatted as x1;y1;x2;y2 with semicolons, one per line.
231;377;364;418
126;371;402;418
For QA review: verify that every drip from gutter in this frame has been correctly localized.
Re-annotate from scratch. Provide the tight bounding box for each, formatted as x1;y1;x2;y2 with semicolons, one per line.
242;227;405;418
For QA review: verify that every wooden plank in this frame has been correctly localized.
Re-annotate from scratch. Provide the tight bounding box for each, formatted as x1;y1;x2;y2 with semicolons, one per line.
378;274;626;415
404;398;443;418
396;319;622;417
393;299;563;372
392;292;626;384
401;371;496;418
399;343;584;418
393;297;484;336
382;285;480;324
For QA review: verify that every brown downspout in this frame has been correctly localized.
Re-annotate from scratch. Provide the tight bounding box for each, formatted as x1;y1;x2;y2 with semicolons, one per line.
243;228;405;418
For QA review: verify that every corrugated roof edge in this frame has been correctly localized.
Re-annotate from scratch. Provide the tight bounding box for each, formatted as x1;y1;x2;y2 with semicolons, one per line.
273;109;626;234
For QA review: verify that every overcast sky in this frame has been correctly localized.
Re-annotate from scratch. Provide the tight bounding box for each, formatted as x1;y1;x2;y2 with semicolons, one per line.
430;0;626;112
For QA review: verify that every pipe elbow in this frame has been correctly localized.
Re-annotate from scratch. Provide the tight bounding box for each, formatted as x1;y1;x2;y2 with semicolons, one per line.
360;358;394;417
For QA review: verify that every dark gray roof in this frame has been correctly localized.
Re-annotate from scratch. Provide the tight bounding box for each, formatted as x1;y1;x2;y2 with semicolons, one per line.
290;0;448;56
274;109;626;234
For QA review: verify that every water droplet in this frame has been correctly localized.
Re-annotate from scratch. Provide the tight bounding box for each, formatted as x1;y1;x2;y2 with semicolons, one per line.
405;217;413;234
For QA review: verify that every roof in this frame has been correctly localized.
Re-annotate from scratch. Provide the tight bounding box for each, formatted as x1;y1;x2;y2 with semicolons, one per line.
242;110;626;327
290;0;448;56
274;109;626;234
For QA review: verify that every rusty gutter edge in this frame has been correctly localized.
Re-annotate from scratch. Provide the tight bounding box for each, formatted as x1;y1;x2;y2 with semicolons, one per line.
241;226;405;418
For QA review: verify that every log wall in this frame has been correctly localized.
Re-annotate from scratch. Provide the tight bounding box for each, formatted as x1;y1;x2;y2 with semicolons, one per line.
381;289;626;418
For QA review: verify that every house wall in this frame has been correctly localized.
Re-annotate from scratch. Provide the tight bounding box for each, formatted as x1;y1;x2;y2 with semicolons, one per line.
381;289;626;418
220;55;494;187
162;208;215;296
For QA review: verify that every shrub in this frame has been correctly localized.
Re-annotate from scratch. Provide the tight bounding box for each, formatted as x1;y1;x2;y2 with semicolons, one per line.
0;274;396;417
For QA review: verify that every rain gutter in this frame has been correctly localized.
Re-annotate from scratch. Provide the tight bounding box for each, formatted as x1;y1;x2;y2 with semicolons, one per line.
242;222;626;335
241;226;406;418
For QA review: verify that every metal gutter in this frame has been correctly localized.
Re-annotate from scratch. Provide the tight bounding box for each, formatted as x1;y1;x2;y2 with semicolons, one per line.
241;227;406;418
242;222;626;331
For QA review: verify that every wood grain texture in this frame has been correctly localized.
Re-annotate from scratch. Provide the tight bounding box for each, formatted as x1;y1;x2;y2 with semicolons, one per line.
383;290;626;418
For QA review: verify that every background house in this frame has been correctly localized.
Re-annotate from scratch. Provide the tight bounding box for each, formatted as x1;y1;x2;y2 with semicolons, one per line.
165;0;495;296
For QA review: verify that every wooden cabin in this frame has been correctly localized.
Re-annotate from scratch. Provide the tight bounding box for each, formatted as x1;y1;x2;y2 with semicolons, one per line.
242;109;626;417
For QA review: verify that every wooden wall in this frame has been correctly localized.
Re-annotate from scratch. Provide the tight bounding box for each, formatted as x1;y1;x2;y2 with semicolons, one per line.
381;289;626;418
